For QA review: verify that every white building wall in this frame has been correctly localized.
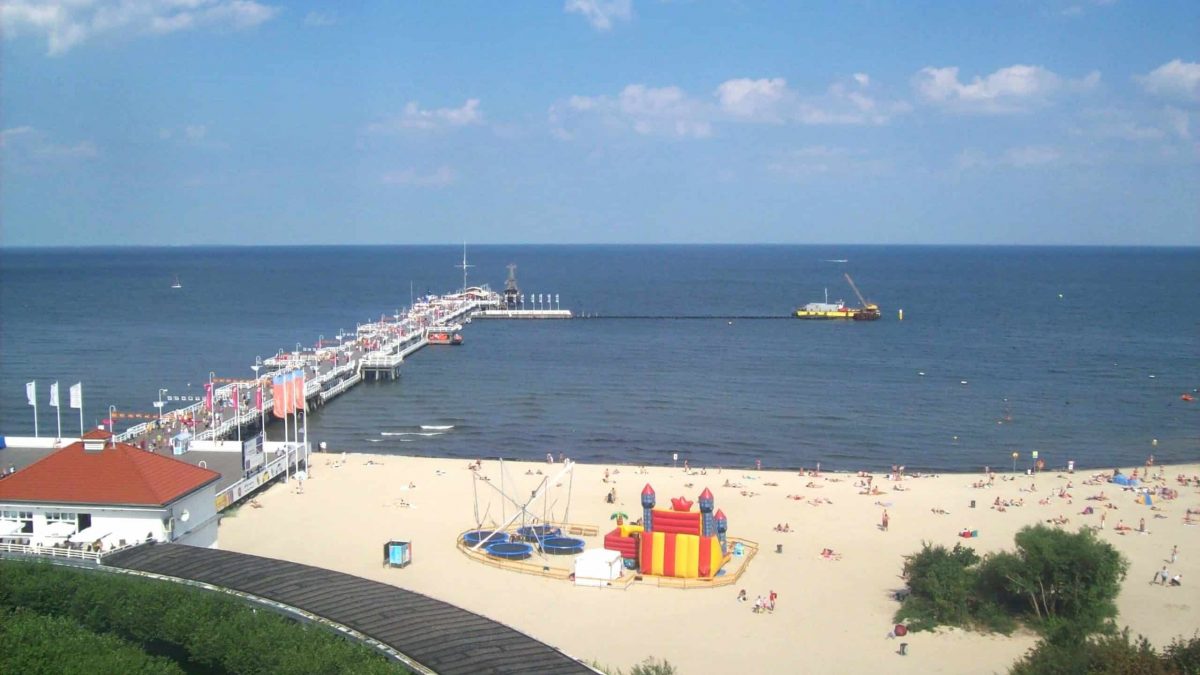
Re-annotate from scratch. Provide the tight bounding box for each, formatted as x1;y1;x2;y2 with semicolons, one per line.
168;485;218;547
1;482;218;549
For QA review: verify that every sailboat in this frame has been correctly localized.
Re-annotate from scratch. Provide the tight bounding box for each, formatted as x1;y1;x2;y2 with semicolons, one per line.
171;275;183;289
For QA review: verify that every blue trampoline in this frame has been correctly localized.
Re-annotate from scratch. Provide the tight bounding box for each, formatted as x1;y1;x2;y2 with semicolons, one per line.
486;541;534;560
463;530;509;547
539;536;585;555
516;525;561;541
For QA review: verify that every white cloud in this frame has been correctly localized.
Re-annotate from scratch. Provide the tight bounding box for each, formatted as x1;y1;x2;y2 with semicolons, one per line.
1164;107;1191;140
1;126;98;165
367;100;484;133
381;166;457;187
956;145;1063;170
1137;60;1200;102
557;84;712;139
553;75;907;139
913;64;1095;113
564;0;632;31
1;0;279;55
716;78;789;123
1071;109;1165;142
303;11;336;27
716;75;905;125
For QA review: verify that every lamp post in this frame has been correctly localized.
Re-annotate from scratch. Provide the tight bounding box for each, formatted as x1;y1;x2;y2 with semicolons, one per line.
251;360;262;440
156;388;168;423
108;405;116;447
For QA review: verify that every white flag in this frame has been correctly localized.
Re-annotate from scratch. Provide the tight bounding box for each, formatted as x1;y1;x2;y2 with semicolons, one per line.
26;381;36;406
70;383;82;409
50;382;60;407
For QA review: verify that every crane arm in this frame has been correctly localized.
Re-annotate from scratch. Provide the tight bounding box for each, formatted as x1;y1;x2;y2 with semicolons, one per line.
844;273;868;307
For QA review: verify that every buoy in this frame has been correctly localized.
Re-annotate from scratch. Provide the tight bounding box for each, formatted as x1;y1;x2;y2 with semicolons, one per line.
960;380;968;385
1058;293;1064;299
1149;374;1156;379
917;371;925;376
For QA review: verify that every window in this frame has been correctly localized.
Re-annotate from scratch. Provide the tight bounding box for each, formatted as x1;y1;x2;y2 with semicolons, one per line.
1;509;33;534
45;512;77;524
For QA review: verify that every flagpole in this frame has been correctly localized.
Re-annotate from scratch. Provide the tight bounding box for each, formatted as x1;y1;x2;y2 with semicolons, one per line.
53;382;62;440
74;383;84;437
29;381;39;438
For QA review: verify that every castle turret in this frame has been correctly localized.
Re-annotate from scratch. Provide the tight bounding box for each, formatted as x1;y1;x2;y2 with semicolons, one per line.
641;483;656;532
699;487;715;538
715;509;728;554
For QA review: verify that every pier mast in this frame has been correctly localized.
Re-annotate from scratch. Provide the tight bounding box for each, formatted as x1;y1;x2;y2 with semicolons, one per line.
456;242;474;293
504;264;521;309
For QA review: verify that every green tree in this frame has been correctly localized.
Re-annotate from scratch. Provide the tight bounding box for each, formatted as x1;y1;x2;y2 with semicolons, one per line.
979;525;1127;641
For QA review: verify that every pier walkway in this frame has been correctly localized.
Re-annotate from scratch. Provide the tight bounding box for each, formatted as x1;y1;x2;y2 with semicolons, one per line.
103;543;596;675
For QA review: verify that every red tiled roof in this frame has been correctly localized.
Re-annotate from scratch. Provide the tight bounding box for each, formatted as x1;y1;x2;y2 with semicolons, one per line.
0;439;220;507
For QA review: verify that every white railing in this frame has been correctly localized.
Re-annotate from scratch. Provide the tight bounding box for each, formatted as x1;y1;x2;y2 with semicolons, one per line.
321;374;361;402
214;443;305;512
0;541;102;563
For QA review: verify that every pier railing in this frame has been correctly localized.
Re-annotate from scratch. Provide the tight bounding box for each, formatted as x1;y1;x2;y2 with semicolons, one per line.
113;294;503;447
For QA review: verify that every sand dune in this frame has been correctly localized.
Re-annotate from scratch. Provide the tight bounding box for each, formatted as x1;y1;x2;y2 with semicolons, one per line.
219;457;1200;674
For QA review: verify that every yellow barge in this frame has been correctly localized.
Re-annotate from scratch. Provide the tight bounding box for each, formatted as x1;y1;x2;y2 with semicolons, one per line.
794;274;880;321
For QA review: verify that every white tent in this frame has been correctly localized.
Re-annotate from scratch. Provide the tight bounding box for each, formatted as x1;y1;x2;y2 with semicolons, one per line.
42;521;76;538
68;526;110;544
574;548;623;587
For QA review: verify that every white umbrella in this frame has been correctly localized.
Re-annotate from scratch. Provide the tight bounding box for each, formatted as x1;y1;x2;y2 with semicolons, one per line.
68;526;109;544
43;521;76;538
0;520;22;536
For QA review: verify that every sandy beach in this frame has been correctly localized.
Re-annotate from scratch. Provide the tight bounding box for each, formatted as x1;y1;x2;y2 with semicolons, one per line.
219;456;1200;674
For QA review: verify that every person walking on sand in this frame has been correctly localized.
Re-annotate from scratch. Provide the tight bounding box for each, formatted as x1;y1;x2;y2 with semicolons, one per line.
1170;545;1178;563
882;509;890;532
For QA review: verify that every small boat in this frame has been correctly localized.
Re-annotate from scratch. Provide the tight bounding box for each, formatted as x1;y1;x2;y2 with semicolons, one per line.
171;275;182;289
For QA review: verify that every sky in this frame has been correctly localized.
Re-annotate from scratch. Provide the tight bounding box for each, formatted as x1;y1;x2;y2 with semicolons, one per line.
1;1;1197;247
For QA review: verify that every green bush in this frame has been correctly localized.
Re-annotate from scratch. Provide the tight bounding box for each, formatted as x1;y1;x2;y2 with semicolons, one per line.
894;542;1015;633
0;608;183;675
895;525;1125;642
1010;628;1200;675
0;560;404;674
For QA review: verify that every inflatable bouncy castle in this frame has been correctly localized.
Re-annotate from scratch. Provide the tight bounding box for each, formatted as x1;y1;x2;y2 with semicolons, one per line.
603;484;730;580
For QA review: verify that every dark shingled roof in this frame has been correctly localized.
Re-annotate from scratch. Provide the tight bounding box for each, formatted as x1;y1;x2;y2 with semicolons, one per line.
103;543;594;675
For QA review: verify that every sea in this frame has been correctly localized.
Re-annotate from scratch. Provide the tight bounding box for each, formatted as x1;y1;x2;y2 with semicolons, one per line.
1;245;1196;473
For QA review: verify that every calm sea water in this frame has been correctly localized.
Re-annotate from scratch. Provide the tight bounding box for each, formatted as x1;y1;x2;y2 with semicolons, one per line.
1;245;1196;472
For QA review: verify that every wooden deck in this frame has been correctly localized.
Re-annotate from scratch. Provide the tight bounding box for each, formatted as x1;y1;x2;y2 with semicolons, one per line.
103;543;596;675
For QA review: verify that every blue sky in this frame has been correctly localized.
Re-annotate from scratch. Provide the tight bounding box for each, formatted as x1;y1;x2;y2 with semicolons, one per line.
1;1;1197;246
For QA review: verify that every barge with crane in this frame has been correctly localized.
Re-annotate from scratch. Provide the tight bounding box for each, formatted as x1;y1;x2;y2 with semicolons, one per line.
794;273;881;321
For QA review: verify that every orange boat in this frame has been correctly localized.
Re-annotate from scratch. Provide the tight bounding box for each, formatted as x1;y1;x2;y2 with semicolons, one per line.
427;326;463;345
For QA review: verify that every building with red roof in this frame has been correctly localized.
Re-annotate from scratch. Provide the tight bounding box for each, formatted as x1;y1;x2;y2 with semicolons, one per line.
0;430;222;550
